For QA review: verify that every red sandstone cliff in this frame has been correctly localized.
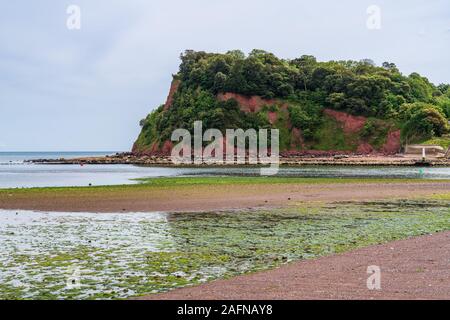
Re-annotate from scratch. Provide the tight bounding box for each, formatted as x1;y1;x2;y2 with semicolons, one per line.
134;85;401;156
164;79;181;111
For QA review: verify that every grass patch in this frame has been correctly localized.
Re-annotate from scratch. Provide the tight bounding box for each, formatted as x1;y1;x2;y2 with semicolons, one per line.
361;118;393;150
311;116;354;151
0;176;446;195
421;136;450;150
431;192;450;200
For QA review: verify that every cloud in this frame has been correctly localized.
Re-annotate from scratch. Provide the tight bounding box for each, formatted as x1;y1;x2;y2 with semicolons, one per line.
0;0;449;151
418;29;427;37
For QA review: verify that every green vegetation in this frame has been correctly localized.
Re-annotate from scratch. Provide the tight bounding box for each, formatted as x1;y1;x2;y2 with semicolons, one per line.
311;116;353;151
1;199;449;299
431;192;450;200
422;135;450;150
400;103;449;144
135;50;450;153
0;176;446;195
360;118;392;149
139;90;270;146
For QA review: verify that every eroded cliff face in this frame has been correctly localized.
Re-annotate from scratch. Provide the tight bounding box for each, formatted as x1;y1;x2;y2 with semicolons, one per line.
323;109;366;134
133;84;401;156
381;130;401;154
217;92;288;113
132;80;180;155
323;109;401;155
164;79;181;111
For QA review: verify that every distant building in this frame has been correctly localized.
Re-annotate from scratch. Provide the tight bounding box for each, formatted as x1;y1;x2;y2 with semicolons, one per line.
405;145;446;158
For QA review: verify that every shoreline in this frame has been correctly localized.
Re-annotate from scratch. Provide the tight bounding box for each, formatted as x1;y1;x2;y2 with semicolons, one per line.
27;153;450;167
1;177;449;213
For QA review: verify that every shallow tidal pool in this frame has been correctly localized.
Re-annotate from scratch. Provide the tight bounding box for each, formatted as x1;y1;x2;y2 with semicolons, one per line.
0;200;449;299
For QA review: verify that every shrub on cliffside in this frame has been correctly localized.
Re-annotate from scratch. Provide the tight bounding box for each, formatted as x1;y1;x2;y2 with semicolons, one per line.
400;102;449;143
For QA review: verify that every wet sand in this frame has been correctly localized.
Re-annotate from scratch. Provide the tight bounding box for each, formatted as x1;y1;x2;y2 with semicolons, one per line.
0;181;449;213
140;231;450;300
1;179;449;300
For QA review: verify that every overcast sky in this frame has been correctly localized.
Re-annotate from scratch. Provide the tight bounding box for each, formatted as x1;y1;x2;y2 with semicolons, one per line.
0;0;449;151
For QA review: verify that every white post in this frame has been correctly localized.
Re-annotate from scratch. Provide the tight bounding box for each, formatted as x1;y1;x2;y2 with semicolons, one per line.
422;147;426;160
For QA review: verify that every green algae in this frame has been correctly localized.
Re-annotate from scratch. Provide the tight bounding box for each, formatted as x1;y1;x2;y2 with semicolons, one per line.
0;199;449;300
1;176;447;195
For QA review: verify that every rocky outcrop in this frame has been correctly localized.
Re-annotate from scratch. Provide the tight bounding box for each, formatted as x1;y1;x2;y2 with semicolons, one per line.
323;109;401;155
357;142;375;154
323;109;367;133
289;128;305;150
29;153;450;166
381;130;401;154
164;79;181;111
131;141;141;154
217;92;287;113
268;111;278;124
132;140;173;156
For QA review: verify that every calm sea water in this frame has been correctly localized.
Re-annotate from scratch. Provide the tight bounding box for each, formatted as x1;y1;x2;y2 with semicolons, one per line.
0;152;118;164
0;152;449;188
0;152;184;188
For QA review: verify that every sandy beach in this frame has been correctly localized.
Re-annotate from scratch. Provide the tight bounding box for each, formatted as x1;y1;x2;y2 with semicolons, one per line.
140;231;450;300
1;177;449;300
0;179;449;213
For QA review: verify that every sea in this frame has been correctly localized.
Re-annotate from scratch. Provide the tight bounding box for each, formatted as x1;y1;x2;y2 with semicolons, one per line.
0;151;449;188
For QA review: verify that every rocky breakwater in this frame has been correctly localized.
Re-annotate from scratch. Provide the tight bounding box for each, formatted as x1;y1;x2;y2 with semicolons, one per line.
27;153;173;166
28;152;450;167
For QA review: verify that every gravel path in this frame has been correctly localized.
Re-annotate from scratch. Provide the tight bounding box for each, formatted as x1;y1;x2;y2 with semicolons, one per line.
140;232;450;300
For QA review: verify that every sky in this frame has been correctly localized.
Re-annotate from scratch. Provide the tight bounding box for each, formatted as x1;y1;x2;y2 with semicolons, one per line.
0;0;449;151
